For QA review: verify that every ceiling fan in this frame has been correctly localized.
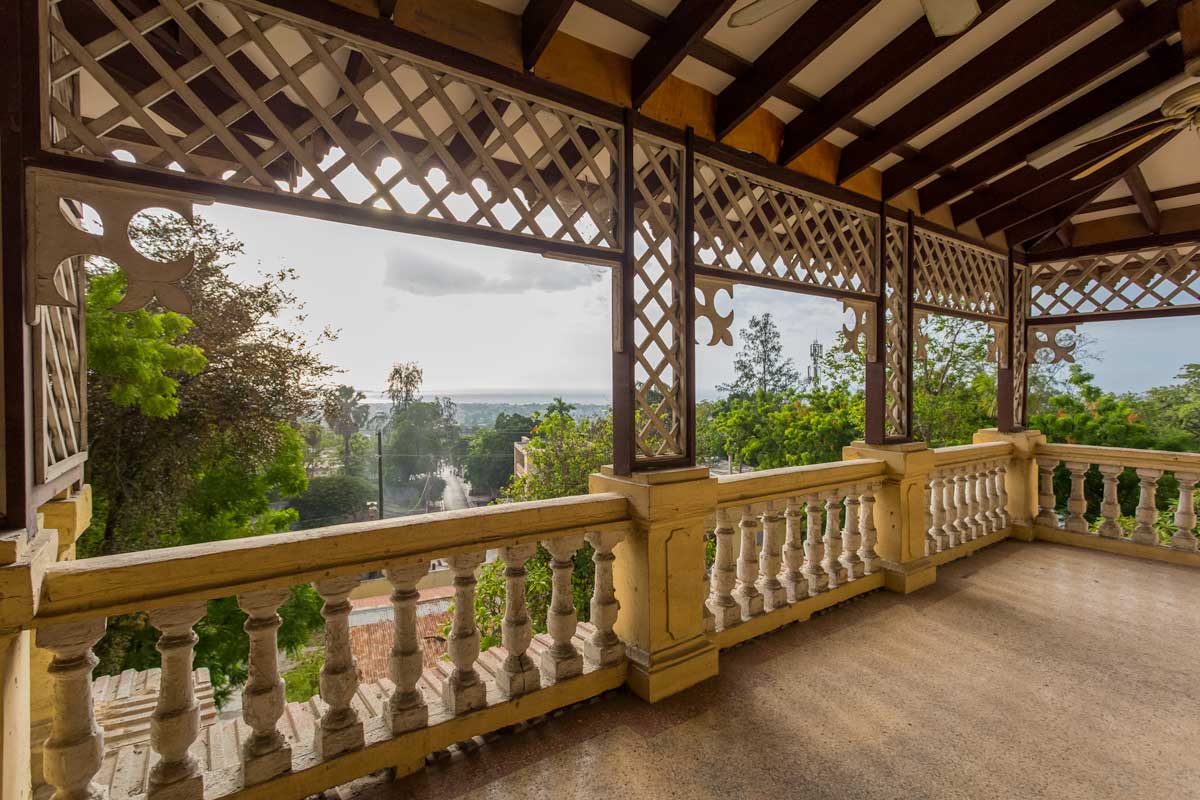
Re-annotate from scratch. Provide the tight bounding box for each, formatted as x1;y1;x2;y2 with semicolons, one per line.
729;0;981;36
1070;83;1200;181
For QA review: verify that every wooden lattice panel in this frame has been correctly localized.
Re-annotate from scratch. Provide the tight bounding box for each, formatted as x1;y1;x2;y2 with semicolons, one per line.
693;157;877;297
46;0;621;254
883;219;909;438
1013;264;1028;425
632;136;687;461
35;258;87;485
1029;244;1200;318
912;227;1007;320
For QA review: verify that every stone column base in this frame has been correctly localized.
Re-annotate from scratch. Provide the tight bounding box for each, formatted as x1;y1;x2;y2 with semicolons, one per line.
880;558;937;594
624;636;717;704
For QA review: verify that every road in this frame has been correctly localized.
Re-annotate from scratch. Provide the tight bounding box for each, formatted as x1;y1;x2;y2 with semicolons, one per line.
440;464;471;511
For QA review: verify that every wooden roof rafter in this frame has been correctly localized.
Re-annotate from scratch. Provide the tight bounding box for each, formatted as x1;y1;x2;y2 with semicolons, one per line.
630;0;739;108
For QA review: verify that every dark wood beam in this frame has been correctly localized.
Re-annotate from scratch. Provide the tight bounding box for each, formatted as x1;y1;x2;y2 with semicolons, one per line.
778;0;1005;165
951;111;1160;226
1181;0;1200;73
714;0;880;140
522;0;575;71
921;44;1183;214
1081;181;1200;214
837;0;1125;183
984;133;1171;239
1124;166;1162;233
1008;185;1114;248
1028;226;1200;261
882;0;1179;200
377;0;397;19
1054;221;1075;248
630;0;737;108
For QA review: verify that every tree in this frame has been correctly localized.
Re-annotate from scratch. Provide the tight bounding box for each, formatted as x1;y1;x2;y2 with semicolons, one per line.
718;313;800;397
322;385;368;471
384;397;460;483
83;212;332;701
288;474;376;529
387;361;423;410
545;396;575;417
463;412;535;494
910;316;996;446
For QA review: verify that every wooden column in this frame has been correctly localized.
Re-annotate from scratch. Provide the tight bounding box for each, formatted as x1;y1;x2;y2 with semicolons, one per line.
612;109;636;475
998;250;1017;432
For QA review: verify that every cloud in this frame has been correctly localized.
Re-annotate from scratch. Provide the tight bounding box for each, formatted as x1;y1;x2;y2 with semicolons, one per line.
383;249;605;296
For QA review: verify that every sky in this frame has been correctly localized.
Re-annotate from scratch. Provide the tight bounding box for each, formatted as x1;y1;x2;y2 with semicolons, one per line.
199;200;1200;403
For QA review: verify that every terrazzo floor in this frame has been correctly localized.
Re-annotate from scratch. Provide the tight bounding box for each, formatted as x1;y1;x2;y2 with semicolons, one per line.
354;540;1200;800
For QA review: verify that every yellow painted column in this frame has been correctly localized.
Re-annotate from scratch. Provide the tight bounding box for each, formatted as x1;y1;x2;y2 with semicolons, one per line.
973;429;1045;541
842;441;938;594
588;466;719;703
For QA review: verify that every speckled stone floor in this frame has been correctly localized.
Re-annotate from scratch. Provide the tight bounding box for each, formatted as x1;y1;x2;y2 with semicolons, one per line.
357;541;1200;800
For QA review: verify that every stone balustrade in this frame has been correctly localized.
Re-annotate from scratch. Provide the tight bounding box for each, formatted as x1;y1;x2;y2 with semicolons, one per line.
924;443;1013;558
1032;443;1200;553
706;459;887;646
28;495;633;800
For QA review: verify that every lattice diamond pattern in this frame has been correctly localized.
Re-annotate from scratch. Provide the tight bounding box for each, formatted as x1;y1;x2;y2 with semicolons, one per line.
1029;244;1200;318
883;220;909;438
46;0;620;253
36;257;86;484
693;158;877;297
1013;264;1028;425
632;136;687;461
912;227;1007;320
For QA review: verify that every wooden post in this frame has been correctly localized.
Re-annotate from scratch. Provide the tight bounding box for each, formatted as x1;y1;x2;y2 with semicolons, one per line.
998;250;1017;432
612;109;636;476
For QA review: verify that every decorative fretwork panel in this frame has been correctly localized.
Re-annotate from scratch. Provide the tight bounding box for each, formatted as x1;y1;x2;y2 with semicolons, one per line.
1029;244;1200;318
883;220;909;438
632;136;687;461
912;227;1007;320
34;257;87;485
1013;264;1029;425
693;157;877;296
45;0;621;254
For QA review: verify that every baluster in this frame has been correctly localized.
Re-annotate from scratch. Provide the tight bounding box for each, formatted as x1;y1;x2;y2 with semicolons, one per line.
822;492;846;589
733;505;764;617
947;468;966;547
977;465;996;534
443;552;486;713
928;473;947;553
1097;464;1124;539
541;535;585;682
858;484;880;575
756;501;787;610
313;576;364;757
961;467;980;541
1133;468;1162;546
585;529;626;665
802;495;828;595
1035;457;1059;527
38;619;107;800
1172;472;1199;551
940;470;960;551
497;544;540;696
1063;462;1090;533
385;562;429;734
995;462;1011;529
780;497;806;602
148;602;207;800
238;588;292;785
706;507;740;629
923;481;933;556
839;492;864;580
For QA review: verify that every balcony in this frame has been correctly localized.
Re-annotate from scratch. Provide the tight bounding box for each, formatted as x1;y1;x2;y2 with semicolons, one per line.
9;430;1198;800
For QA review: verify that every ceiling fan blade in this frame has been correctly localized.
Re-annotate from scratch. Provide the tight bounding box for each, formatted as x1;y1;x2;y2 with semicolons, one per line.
921;0;982;37
728;0;800;28
1070;127;1173;181
1071;116;1171;149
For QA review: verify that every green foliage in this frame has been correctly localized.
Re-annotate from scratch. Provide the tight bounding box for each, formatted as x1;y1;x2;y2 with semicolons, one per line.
718;313;800;398
283;648;325;703
500;412;612;502
463;412;535;494
384;397;460;483
909;316;997;446
323;385;369;472
288;474;376;529
86;270;206;418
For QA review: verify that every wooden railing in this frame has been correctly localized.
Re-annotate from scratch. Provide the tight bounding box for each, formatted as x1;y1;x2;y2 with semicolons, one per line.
31;494;632;800
925;442;1014;559
1033;443;1200;552
705;459;887;648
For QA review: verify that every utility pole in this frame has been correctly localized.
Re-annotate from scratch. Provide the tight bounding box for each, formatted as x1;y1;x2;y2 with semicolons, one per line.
376;430;385;519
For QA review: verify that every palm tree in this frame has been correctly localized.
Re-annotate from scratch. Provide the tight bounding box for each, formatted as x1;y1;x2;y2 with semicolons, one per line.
546;396;576;418
322;385;369;471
